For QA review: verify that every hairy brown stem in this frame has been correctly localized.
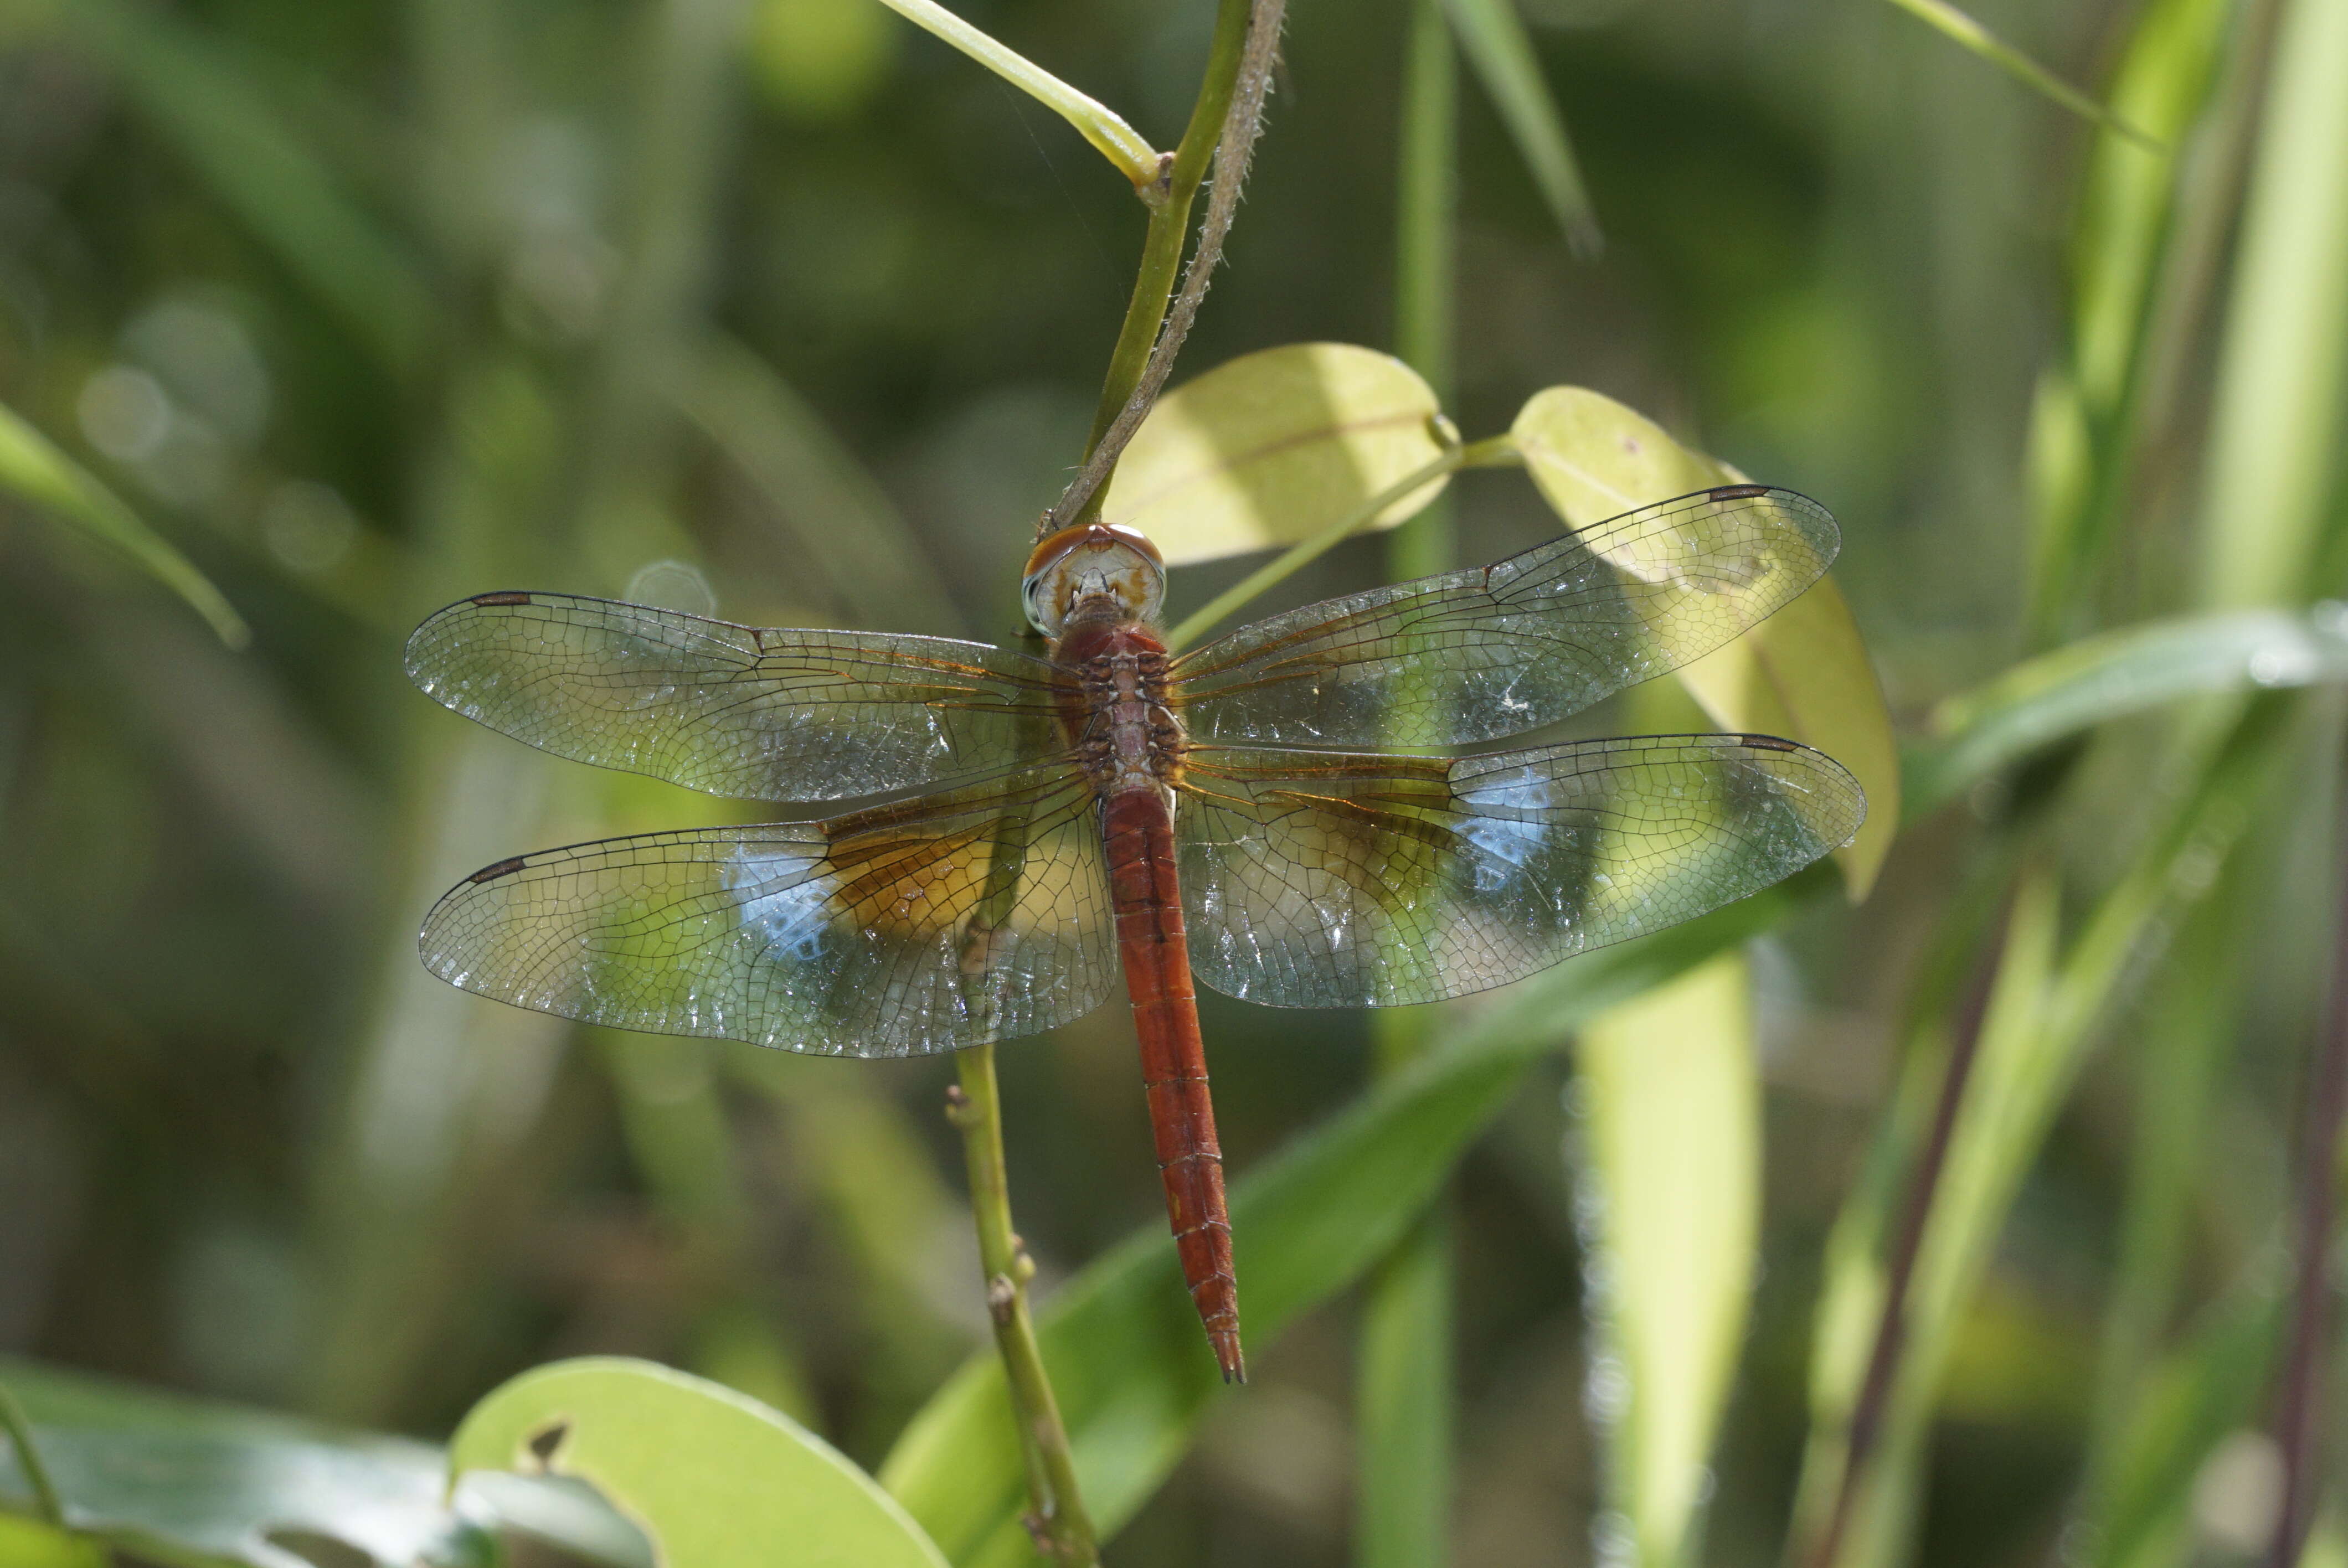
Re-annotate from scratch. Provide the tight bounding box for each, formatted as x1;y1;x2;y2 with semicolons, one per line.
1043;0;1288;536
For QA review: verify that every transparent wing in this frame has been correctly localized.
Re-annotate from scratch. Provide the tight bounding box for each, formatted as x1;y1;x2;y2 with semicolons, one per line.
1172;487;1837;747
1175;735;1863;1007
405;592;1069;803
419;764;1115;1055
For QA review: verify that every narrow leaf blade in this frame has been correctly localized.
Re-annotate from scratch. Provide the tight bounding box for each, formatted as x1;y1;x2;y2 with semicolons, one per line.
61;0;437;378
1437;0;1601;251
1906;607;2348;819
1876;0;2156;146
1577;951;1759;1565
0;401;248;647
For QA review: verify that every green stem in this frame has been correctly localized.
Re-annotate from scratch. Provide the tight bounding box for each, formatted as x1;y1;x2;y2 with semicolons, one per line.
1386;0;1458;582
949;1046;1098;1565
1163;435;1513;653
867;0;1161;188
1356;11;1459;1564
1080;0;1253;460
0;1380;65;1529
1053;0;1287;533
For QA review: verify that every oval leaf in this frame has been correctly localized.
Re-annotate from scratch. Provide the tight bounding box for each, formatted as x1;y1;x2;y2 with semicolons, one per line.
1575;952;1758;1567
1101;343;1452;565
0;401;248;647
0;1513;105;1568
1511;386;1899;898
449;1357;946;1568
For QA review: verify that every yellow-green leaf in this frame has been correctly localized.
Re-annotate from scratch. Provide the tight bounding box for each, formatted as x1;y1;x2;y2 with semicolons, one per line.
1511;386;1718;524
1102;343;1452;565
1510;386;1898;897
450;1358;947;1568
0;401;248;648
1575;951;1758;1567
0;1513;104;1568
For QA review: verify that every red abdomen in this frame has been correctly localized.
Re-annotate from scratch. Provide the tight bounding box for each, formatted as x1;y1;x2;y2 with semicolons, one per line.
1101;785;1244;1383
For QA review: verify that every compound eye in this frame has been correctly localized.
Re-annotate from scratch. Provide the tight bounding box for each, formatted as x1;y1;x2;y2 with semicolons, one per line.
1022;571;1058;635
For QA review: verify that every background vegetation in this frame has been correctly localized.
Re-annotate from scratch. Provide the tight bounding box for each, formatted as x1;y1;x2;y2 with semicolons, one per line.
0;0;2341;1564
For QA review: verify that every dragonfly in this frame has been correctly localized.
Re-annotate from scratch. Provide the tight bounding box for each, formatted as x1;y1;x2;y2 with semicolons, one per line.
406;482;1865;1383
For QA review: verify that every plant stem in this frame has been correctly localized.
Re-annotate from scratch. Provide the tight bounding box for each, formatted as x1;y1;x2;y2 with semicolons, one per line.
2267;768;2348;1568
867;0;1161;188
1078;0;1251;462
1162;435;1513;653
1356;11;1458;1562
949;1045;1098;1565
0;1380;65;1528
1054;0;1288;533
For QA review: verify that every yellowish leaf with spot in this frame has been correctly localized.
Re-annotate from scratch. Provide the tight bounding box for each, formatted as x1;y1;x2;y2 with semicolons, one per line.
1103;343;1452;565
450;1358;947;1568
1510;386;1897;897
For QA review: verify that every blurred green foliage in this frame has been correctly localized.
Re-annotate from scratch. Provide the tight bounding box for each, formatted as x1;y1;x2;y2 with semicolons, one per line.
0;0;2340;1565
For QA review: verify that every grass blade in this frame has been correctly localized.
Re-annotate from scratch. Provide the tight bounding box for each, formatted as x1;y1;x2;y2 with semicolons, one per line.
1437;0;1600;254
2023;0;2234;643
1356;1201;1455;1568
1905;606;2348;818
2192;0;2348;611
1794;709;2286;1568
673;335;966;635
1575;952;1758;1567
1873;0;2156;146
60;0;437;379
1356;9;1462;1561
0;401;248;647
2088;1268;2285;1568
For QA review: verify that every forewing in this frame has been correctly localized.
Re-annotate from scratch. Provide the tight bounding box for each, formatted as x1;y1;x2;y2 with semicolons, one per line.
1173;487;1837;747
1176;735;1863;1007
406;592;1068;802
419;765;1115;1055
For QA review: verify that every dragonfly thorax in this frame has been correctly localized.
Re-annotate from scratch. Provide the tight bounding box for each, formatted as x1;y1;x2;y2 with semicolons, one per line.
1023;521;1165;635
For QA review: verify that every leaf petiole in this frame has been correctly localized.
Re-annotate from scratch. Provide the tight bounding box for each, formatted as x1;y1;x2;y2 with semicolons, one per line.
1163;434;1515;653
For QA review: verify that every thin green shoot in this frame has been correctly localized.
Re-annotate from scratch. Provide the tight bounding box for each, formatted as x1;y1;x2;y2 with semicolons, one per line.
0;1381;64;1528
0;401;249;648
1438;0;1600;254
1164;434;1515;653
866;0;1162;189
1876;0;2161;149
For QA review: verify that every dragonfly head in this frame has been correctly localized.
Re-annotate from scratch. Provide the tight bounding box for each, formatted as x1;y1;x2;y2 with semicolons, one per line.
1022;521;1165;636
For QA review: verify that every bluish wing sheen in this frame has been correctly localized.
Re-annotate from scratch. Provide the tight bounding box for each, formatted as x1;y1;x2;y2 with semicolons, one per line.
405;592;1068;803
1171;486;1837;748
1173;734;1863;1007
418;764;1116;1056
